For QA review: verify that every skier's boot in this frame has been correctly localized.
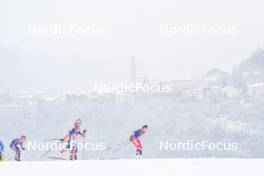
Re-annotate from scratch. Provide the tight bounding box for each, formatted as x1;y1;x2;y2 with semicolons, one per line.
135;154;143;159
15;157;21;161
135;149;143;159
15;152;21;161
70;154;78;160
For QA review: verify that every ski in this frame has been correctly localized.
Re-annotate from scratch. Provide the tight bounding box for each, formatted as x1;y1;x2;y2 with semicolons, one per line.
45;138;63;142
47;156;67;161
105;140;128;151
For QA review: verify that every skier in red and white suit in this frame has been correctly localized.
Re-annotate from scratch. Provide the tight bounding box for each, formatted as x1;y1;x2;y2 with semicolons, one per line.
130;125;148;156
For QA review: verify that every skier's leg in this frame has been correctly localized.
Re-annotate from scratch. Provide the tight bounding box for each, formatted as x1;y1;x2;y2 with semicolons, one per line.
60;149;66;154
74;146;78;160
135;138;142;155
60;142;70;154
70;150;73;160
131;136;142;155
17;150;21;161
14;147;21;161
70;146;75;160
12;147;17;160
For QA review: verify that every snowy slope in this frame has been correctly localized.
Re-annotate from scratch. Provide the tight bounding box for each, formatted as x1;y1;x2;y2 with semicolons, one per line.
1;159;263;176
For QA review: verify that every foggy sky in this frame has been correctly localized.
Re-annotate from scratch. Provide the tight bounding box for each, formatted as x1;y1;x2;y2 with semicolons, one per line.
0;0;264;93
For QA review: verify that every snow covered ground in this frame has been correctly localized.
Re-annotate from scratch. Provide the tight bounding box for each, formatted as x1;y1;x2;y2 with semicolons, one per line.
1;159;262;176
2;94;264;159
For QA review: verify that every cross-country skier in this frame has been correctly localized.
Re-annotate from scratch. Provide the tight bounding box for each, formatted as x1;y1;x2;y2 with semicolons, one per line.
130;125;148;157
0;139;4;161
60;119;86;160
9;135;27;161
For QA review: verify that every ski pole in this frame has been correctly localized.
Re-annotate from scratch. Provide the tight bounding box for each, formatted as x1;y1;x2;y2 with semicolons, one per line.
5;152;15;161
40;149;52;159
112;142;130;153
105;140;128;151
40;139;63;159
82;136;86;160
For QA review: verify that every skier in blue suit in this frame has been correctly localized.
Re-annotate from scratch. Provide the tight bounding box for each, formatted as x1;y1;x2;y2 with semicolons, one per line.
0;139;4;161
10;136;27;161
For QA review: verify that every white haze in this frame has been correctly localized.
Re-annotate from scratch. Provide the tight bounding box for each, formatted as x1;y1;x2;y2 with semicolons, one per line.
0;0;264;92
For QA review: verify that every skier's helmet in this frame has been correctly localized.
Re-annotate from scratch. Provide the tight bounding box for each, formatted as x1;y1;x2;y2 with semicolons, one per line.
75;119;82;123
142;125;148;129
21;135;27;141
74;118;82;127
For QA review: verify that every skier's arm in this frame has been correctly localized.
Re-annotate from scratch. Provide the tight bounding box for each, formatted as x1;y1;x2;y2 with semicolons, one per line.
20;143;25;150
61;134;70;142
140;129;146;136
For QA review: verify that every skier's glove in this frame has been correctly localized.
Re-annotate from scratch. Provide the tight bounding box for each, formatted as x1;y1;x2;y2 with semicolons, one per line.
59;139;65;142
83;129;87;134
22;147;26;151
